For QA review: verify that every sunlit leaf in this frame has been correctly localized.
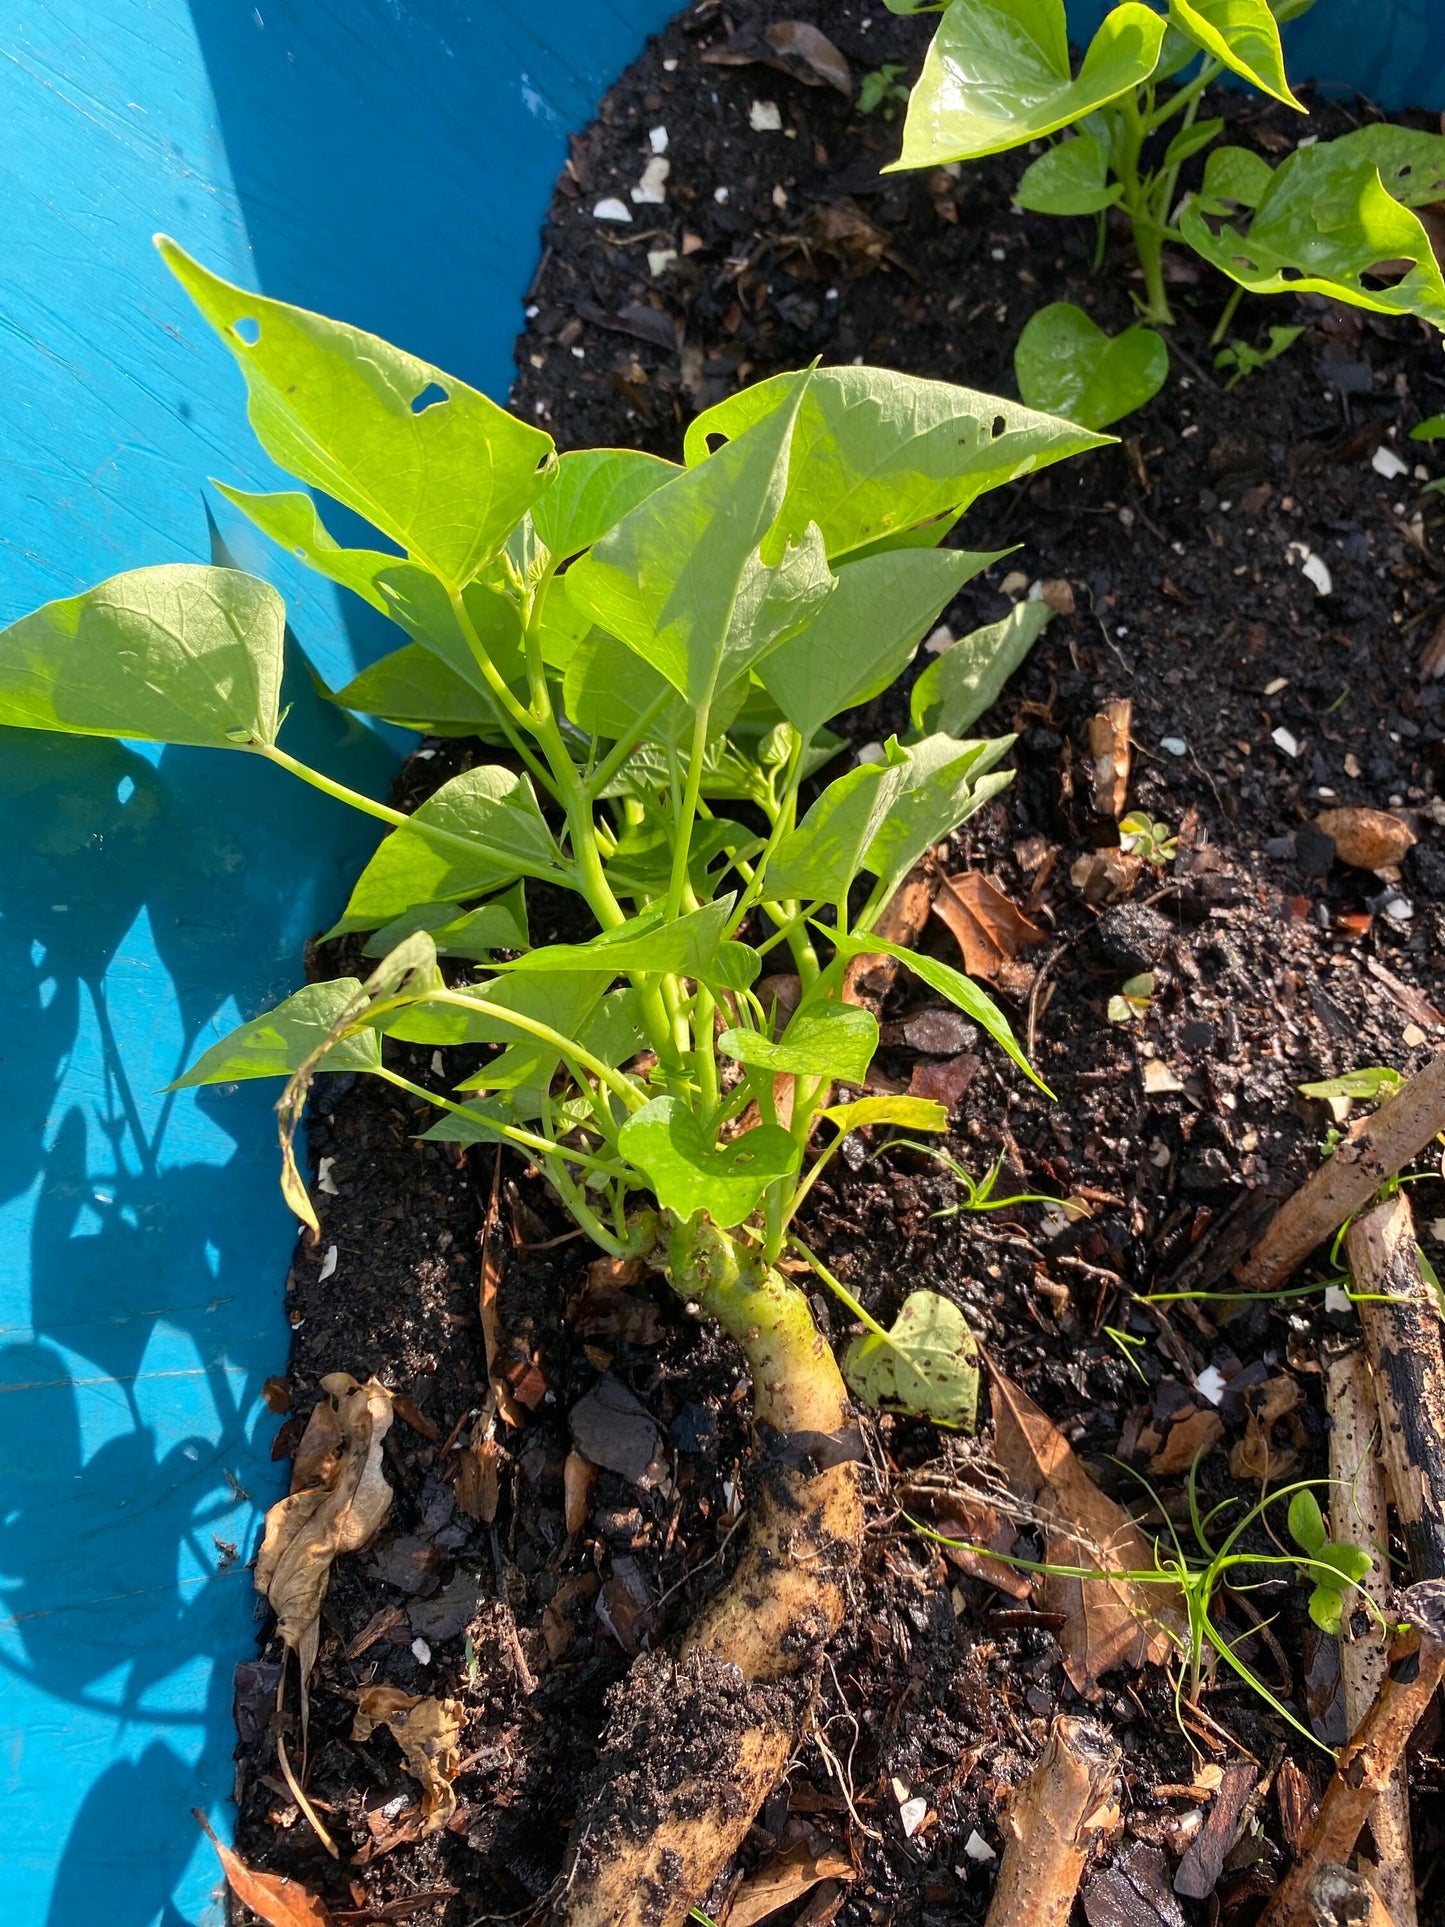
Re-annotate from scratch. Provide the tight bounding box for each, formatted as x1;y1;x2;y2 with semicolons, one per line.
362;883;529;960
719;1001;879;1083
496;898;734;981
863;732;1015;898
1287;1489;1327;1555
1326;125;1445;212
617;1096;799;1228
392;967;609;1050
1016;132;1121;216
889;0;1166;170
909;601;1054;737
1015;303;1168;431
170;980;380;1087
1168;0;1299;107
371;567;526;697
530;447;679;559
0;564;284;749
845;1290;980;1429
158;237;556;585
820;1095;949;1134
214;484;401;609
329;641;514;736
765;753;908;903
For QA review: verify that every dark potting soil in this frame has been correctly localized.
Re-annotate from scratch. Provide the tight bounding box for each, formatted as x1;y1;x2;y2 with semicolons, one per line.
232;5;1445;1924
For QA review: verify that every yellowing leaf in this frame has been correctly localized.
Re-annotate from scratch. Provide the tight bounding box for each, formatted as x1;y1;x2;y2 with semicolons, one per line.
845;1290;980;1429
351;1686;464;1835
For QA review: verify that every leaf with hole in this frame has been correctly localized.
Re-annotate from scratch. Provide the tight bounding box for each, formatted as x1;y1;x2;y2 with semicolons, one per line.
0;564;284;749
845;1290;979;1429
888;0;1166;170
720;1001;879;1084
170;981;381;1088
1016;133;1121;216
909;601;1054;737
617;1098;800;1227
158;237;556;585
1015;303;1169;431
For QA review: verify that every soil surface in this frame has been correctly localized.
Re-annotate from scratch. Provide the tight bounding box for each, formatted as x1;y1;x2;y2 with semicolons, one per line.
232;5;1445;1924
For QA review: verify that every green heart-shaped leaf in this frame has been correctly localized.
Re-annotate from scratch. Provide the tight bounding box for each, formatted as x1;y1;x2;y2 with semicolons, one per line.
329;642;514;737
1168;0;1299;107
618;1097;800;1228
1015;303;1169;431
719;1001;879;1084
171;980;380;1088
845;1290;979;1429
908;602;1054;737
1016;132;1121;216
530;447;679;560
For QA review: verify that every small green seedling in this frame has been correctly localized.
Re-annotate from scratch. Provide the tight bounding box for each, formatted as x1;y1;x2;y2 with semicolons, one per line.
1299;1065;1405;1126
887;1142;1063;1219
1213;323;1304;390
884;0;1445;422
858;62;912;118
1286;1491;1374;1635
1119;811;1177;866
1409;415;1445;443
1107;971;1155;1024
1103;1323;1151;1380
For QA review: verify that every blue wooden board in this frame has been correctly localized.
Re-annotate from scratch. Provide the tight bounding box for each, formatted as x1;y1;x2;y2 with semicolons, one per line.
0;4;672;1922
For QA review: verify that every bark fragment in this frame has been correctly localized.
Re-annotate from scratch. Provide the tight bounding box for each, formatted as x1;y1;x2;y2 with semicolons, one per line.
985;1716;1121;1927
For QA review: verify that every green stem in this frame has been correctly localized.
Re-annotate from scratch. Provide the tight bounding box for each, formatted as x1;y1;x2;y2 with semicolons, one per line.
372;1066;624;1178
1210;282;1245;350
666;702;711;924
787;1237;893;1343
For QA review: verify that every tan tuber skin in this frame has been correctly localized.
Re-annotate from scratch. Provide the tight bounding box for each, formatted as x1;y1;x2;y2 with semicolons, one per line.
556;1214;865;1927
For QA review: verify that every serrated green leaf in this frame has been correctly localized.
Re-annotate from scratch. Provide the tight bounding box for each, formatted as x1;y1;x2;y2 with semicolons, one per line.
1016;133;1121;215
1015;303;1169;431
329;641;513;737
566;373;835;707
1181;143;1445;329
0;564;284;749
362;884;529;960
1288;1488;1327;1555
684;365;1107;562
758;545;1002;738
765;753;909;903
1168;0;1299;107
889;0;1166;171
213;484;402;609
831;928;1047;1091
617;1097;799;1227
863;732;1015;900
821;1095;949;1134
170;980;380;1088
845;1290;979;1429
720;1001;879;1084
157;236;556;585
328;764;562;934
530;447;679;559
909;601;1054;736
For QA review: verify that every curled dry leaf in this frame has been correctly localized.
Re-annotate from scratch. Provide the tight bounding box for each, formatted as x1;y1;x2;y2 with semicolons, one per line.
194;1810;332;1927
564;1448;599;1535
990;1367;1184;1691
351;1686;464;1835
918;1488;1032;1599
1087;698;1132;820
1070;847;1144;906
700;21;851;96
725;1837;855;1927
453;1422;501;1524
932;870;1044;999
256;1372;394;1678
1228;1373;1303;1483
1314;807;1416;872
1140;1405;1224;1477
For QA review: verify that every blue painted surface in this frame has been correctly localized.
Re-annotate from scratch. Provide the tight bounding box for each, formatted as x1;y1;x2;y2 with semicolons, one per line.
0;3;671;1922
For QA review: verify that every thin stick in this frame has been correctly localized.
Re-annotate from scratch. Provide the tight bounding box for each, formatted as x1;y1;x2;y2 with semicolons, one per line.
1258;1637;1445;1927
1324;1346;1415;1927
1233;1052;1445;1293
1348;1196;1445;1582
984;1716;1120;1927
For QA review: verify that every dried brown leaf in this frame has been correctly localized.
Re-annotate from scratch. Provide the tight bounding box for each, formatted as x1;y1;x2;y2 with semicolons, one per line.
990;1368;1183;1691
1070;848;1144;906
480;1155;530;1429
351;1687;463;1835
725;1839;855;1927
290;1395;344;1493
1314;807;1416;871
933;871;1043;997
564;1449;598;1535
1087;699;1132;820
922;1491;1031;1599
842;866;936;1011
255;1373;394;1678
453;1432;500;1524
1227;1373;1302;1483
763;21;851;94
1141;1407;1223;1477
194;1810;332;1926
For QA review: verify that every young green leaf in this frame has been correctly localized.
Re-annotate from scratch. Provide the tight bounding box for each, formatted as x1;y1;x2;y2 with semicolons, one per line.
0;564;284;750
328;765;562;933
617;1098;800;1228
1412;415;1445;442
496;898;734;981
888;0;1166;170
909;602;1054;737
1015;133;1121;216
170;980;381;1088
1161;116;1225;171
213;484;403;610
683;365;1107;562
862;732;1015;905
820;1095;949;1135
371;567;526;696
1181;144;1445;330
391;966;609;1050
361;884;529;961
765;754;908;903
529;447;679;560
758;545;1003;738
328;641;514;737
1298;1067;1405;1105
719;1001;879;1084
1015;303;1169;431
607;815;760;900
1167;0;1300;109
157;237;556;585
566;373;835;707
1196;143;1275;211
831;929;1048;1092
1287;1489;1327;1556
844;1290;979;1429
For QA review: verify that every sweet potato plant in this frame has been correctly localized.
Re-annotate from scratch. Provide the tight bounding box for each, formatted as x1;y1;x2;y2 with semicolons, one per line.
0;239;1104;1925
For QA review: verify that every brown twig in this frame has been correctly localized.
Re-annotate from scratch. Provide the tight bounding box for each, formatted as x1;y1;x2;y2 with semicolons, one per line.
1324;1345;1415;1927
984;1716;1120;1927
1232;1053;1445;1293
1258;1635;1445;1927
